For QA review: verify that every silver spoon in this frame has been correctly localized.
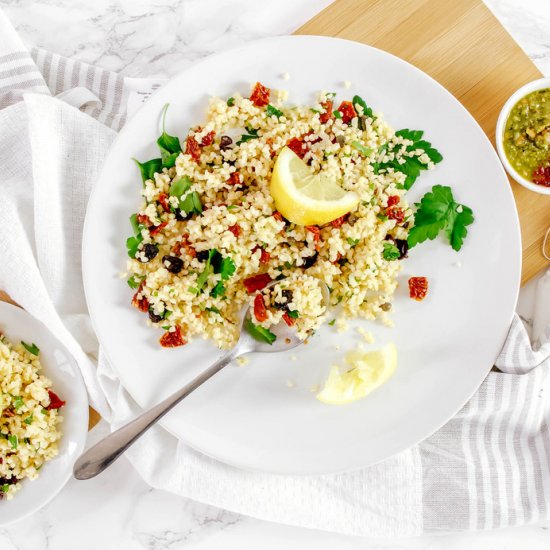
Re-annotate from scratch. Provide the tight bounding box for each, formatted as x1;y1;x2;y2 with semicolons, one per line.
73;280;329;480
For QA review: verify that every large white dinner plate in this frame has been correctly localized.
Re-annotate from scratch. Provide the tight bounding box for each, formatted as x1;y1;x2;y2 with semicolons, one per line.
83;36;521;474
0;302;88;525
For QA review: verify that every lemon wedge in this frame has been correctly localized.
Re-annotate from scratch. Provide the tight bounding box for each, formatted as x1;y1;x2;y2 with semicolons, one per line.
316;342;397;405
270;146;359;225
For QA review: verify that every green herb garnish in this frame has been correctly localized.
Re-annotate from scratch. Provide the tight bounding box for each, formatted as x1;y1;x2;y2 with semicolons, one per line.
127;275;145;289
21;342;39;356
157;104;182;168
237;126;260;145
12;396;24;410
8;434;18;450
24;415;33;425
133;158;163;184
170;176;202;216
227;205;239;210
346;238;360;247
245;318;276;345
206;307;221;315
408;185;474;251
328;319;336;326
333;110;342;119
266;104;283;118
126;213;144;259
227;97;235;107
350;141;372;156
352;95;374;119
286;310;299;319
195;250;236;295
1;484;9;493
382;241;400;261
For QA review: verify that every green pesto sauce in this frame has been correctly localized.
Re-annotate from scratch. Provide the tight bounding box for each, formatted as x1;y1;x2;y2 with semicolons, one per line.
503;88;550;180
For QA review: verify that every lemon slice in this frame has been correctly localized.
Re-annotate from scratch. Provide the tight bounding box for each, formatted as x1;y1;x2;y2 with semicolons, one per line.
270;146;359;225
317;342;397;405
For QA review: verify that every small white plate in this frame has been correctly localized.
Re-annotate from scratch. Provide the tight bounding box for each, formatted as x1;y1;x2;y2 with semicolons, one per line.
83;36;521;474
0;302;88;526
495;77;550;195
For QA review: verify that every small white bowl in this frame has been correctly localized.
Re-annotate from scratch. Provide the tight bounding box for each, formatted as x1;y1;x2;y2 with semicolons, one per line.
0;302;89;526
495;77;550;195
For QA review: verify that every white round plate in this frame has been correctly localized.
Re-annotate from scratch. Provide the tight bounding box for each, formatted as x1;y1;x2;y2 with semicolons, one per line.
0;302;88;525
83;36;521;474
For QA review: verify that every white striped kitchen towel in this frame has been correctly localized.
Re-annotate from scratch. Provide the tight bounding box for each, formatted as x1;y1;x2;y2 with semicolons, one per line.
1;7;550;537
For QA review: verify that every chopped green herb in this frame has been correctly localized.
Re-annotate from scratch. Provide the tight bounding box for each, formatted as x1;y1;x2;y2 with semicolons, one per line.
157;104;182;168
286;310;299;319
226;205;239;210
407;185;474;252
266;104;283;118
326;92;336;100
352;95;374;119
333;110;342;119
12;396;24;410
1;484;9;493
347;237;360;247
21;342;39;356
328;319;336;326
24;415;33;425
382;241;400;261
350;141;372;156
211;281;226;298
227;97;235;107
8;434;18;450
133;158;163;184
377;213;389;222
127;275;144;289
245;318;276;345
310;108;321;114
237;126;260;145
206;307;221;315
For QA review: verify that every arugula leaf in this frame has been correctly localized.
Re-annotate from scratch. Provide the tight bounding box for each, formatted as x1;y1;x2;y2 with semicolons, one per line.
376;129;443;189
8;434;17;450
350;141;372;156
227;97;235;107
286;310;299;319
347;237;360;247
407;185;474;251
382;241;400;261
12;396;24;410
237;126;260;145
21;342;39;356
352;95;374;119
266;104;283;118
157;104;182;168
245;318;276;345
133;158;163;184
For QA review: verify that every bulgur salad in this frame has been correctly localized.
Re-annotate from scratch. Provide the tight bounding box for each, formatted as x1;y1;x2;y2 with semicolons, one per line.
126;82;474;349
0;335;65;500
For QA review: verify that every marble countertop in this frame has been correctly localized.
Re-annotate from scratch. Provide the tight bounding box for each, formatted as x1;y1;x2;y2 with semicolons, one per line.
1;0;549;548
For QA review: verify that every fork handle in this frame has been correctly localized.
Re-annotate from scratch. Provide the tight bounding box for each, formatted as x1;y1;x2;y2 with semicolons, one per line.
73;350;236;480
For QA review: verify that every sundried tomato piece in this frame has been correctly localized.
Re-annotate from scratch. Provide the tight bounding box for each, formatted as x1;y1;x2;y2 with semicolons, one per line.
306;225;321;251
272;211;284;223
287;137;308;159
386;207;405;224
227;172;242;186
243;273;272;293
228;224;241;237
46;390;65;410
158;193;170;212
282;312;296;327
408;277;429;301
250;81;270;107
319;100;334;124
185;135;201;163
149;221;167;236
137;214;151;226
387;195;400;207
332;252;343;264
330;214;348;228
159;326;186;348
201;131;216;146
132;283;149;312
253;294;268;322
253;246;270;264
337;101;357;124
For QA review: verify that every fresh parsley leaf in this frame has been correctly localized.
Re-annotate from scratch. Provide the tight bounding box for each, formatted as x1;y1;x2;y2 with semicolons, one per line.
266;104;283;118
227;205;239;210
12;396;24;410
24;415;33;425
407;185;474;251
333;110;342;119
236;126;260;145
382;241;400;261
287;310;299;319
21;342;39;356
350;141;372;156
352;95;374;119
347;237;360;247
8;434;18;450
377;213;389;222
245;318;276;345
206;306;221;315
195;250;235;295
376;129;443;189
325;92;336;100
133;158;162;184
328;319;336;326
1;484;9;493
211;281;226;298
227;97;235;107
127;275;144;289
219;257;236;280
156;104;182;169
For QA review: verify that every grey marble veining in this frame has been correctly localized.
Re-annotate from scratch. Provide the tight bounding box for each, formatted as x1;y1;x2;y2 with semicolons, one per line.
0;0;549;549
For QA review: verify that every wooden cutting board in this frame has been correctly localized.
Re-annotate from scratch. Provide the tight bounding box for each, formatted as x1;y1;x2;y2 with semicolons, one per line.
297;0;550;284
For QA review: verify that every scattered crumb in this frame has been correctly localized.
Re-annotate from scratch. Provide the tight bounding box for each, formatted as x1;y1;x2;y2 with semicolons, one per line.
454;260;463;268
286;379;296;388
382;317;395;328
118;272;128;279
276;89;289;102
310;383;320;393
290;354;297;361
335;345;341;351
343;80;352;89
304;339;309;345
356;327;375;344
236;356;249;366
335;318;348;333
356;343;365;351
282;72;290;80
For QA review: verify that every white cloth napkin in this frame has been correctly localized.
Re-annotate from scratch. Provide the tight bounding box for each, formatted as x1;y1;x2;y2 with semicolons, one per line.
1;9;550;537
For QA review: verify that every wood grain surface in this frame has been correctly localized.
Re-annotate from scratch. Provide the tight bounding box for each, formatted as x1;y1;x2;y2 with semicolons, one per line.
297;0;550;284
